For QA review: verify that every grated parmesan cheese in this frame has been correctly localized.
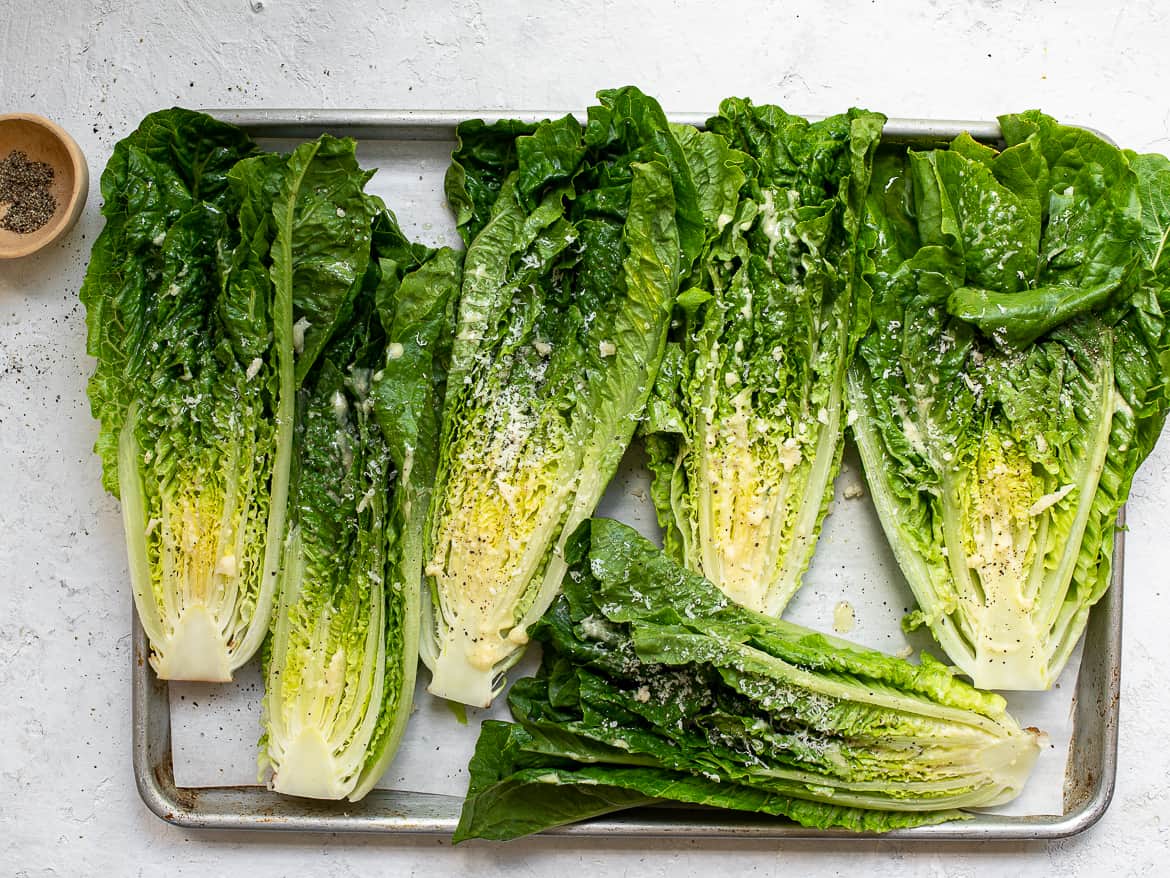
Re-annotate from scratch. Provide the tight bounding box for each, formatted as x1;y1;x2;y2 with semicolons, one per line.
1028;483;1075;517
292;317;311;355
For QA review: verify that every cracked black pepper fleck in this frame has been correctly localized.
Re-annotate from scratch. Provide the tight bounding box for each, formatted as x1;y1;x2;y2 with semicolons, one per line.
0;150;57;234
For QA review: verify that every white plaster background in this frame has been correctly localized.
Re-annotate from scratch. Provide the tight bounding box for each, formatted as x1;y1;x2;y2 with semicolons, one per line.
2;0;1170;874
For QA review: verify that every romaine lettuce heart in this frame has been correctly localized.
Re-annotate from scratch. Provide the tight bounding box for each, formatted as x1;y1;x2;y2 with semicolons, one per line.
849;113;1170;690
423;87;717;707
644;100;885;616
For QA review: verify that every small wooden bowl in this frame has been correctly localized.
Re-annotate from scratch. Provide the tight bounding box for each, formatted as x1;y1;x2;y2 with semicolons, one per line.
0;113;89;259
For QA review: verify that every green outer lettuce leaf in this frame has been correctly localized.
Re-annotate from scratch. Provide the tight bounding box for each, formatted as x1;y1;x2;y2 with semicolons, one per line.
445;118;539;245
83;108;257;495
453;518;1036;841
454;721;960;842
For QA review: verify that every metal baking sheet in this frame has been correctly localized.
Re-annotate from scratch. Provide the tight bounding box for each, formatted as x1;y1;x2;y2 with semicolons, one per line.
131;111;1121;840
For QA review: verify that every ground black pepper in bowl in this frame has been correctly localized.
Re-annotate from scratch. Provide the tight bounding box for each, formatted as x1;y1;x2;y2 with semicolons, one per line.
0;150;58;234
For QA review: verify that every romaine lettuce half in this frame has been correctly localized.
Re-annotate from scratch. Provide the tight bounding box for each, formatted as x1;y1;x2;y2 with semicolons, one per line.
645;101;885;615
83;111;380;680
848;113;1170;689
453;518;1040;842
422;87;723;706
260;217;459;801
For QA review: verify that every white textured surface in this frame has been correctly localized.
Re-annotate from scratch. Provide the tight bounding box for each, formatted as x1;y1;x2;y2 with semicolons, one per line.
2;0;1170;873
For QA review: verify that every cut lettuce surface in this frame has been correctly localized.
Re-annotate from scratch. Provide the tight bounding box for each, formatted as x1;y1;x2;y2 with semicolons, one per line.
83;110;382;680
260;217;460;801
453;518;1039;842
644;101;885;615
422;87;731;707
849;113;1170;689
